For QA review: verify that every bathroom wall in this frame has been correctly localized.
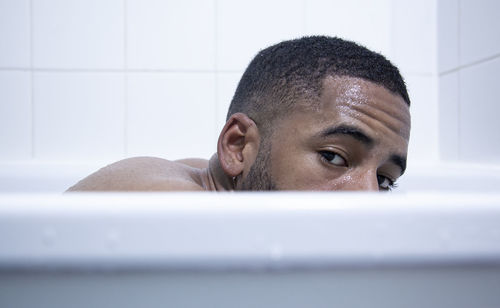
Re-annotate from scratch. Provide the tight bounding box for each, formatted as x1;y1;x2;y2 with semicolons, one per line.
1;0;439;168
438;0;500;164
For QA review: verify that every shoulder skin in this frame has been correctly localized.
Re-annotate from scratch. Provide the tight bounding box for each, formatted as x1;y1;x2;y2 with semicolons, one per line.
66;157;209;192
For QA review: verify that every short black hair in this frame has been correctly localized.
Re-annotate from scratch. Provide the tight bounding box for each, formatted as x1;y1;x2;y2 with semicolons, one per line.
227;36;410;135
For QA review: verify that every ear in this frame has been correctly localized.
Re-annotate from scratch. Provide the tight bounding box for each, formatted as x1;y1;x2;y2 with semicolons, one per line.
217;113;260;177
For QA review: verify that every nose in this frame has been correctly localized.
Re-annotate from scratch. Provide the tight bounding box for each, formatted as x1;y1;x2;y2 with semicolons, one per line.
357;174;379;191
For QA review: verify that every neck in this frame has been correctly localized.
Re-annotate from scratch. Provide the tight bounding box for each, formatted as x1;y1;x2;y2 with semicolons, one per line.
201;154;234;191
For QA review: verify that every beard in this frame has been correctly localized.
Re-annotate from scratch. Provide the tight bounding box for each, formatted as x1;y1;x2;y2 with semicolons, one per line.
239;140;277;191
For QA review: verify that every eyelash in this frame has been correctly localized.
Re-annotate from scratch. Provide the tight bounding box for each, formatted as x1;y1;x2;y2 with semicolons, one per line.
318;150;348;167
319;150;398;191
377;175;397;191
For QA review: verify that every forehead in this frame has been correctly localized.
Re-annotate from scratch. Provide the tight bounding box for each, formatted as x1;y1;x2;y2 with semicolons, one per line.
277;75;411;148
315;76;408;135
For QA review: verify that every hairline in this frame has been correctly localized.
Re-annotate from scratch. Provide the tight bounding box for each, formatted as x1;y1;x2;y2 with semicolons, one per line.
244;73;409;139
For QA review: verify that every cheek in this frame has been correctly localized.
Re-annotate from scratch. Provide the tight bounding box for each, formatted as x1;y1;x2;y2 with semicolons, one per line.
270;147;314;188
270;149;347;190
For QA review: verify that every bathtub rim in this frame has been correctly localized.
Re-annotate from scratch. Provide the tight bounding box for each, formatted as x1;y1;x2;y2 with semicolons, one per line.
1;192;500;271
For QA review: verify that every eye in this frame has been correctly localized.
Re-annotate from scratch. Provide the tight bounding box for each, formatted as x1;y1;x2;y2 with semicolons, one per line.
319;151;347;167
377;175;396;191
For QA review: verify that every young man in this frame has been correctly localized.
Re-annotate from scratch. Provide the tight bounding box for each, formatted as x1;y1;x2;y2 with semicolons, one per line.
68;36;410;192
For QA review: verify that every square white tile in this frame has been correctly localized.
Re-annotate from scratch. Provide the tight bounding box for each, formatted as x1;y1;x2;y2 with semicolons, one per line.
459;57;500;163
127;0;215;70
216;0;304;71
437;0;459;73
460;0;500;66
405;74;439;162
391;0;437;74
216;72;242;135
126;73;216;160
438;72;459;160
0;71;31;160
33;72;125;160
32;0;124;69
305;0;392;59
0;0;30;68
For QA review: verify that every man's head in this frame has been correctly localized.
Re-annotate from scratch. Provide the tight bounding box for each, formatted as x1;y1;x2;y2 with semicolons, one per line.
217;36;411;191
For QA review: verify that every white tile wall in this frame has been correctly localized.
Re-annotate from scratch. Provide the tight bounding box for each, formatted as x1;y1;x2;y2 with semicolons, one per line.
459;57;500;163
438;72;459;160
405;74;439;162
127;0;215;70
127;73;216;160
33;72;125;160
391;0;437;75
32;0;124;69
437;0;500;163
460;0;500;66
216;72;242;134
392;0;439;164
0;0;30;68
0;72;31;160
6;0;494;167
437;0;459;73
305;0;392;58
216;0;304;71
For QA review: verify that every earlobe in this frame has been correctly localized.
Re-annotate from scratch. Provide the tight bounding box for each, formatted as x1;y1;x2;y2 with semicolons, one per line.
217;113;260;177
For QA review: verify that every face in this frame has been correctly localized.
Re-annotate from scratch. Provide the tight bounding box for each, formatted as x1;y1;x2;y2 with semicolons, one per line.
240;76;411;191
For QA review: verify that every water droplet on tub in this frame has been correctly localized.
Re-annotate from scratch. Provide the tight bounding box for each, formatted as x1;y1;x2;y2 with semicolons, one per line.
269;244;283;261
42;227;57;247
106;229;120;250
438;229;451;249
491;228;500;238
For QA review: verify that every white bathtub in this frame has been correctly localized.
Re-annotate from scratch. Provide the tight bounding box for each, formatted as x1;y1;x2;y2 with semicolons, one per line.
0;162;500;308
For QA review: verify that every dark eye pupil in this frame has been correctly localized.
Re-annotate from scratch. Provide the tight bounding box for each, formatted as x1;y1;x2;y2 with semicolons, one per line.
377;175;386;185
321;151;336;161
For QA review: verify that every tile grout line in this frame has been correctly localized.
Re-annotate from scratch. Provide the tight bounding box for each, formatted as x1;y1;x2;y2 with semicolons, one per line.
434;0;440;162
213;0;219;146
438;52;500;76
302;0;307;35
123;0;128;157
29;0;35;159
402;71;436;77
0;68;240;73
0;67;33;71
457;0;461;160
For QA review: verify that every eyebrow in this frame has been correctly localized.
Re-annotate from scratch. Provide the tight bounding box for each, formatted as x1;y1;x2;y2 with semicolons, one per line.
318;125;407;175
319;125;374;146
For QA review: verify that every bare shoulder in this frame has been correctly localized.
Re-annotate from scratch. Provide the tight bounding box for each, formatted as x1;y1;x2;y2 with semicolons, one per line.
67;156;206;192
175;158;209;169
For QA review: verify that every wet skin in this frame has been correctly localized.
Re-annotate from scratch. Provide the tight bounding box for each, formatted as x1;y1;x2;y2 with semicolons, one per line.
265;76;411;191
67;76;410;192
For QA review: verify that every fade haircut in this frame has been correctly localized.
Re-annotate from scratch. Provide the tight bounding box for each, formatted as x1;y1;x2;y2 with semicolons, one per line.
227;36;410;137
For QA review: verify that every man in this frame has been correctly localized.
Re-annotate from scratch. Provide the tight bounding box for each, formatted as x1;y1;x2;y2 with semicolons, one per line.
68;36;410;192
